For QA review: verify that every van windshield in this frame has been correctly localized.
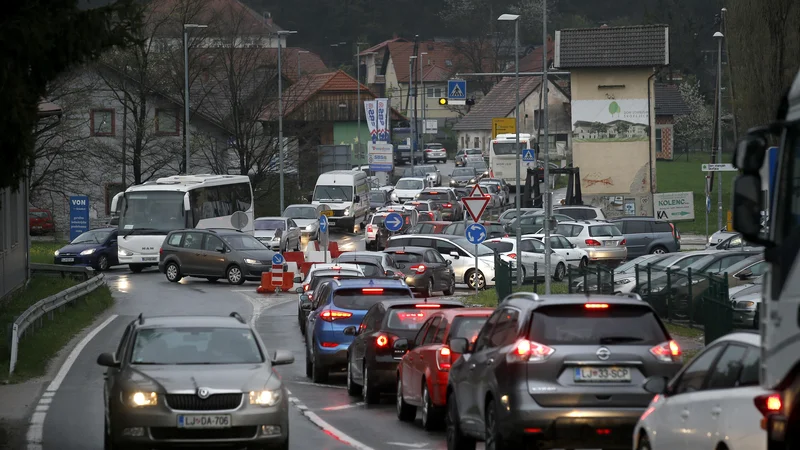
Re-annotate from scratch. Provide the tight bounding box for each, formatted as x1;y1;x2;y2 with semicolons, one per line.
313;185;353;202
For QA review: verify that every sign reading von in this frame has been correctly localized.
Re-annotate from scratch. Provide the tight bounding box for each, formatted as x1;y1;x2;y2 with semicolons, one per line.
654;192;695;221
69;195;90;241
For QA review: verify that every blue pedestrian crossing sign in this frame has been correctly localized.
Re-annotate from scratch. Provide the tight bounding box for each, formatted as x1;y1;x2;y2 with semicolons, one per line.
385;213;404;232
465;223;487;245
522;149;535;162
319;215;328;233
272;253;285;265
447;80;467;100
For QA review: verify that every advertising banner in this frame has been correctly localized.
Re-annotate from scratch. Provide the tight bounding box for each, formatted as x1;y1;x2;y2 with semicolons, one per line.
375;98;388;142
572;99;650;142
385;98;392;141
654;192;695;221
368;142;394;172
69;195;90;241
364;100;378;143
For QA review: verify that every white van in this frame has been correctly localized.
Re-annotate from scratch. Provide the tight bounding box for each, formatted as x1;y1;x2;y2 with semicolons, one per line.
312;170;370;232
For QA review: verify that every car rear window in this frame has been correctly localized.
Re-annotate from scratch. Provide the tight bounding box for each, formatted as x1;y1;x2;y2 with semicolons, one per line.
371;215;387;225
652;222;673;233
332;288;412;310
588;225;622;237
388;252;424;264
417;192;448;200
350;262;383;277
410;202;430;211
527;304;667;346
484;241;513;253
449;316;490;342
311;274;361;290
385;305;463;330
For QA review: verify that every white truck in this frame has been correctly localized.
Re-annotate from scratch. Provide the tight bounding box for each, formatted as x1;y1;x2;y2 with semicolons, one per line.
732;68;800;449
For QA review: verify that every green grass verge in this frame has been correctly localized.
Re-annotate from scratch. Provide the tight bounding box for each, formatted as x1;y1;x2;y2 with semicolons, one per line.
464;282;570;307
656;153;735;235
683;348;702;362
0;276;114;383
664;322;705;339
30;241;66;264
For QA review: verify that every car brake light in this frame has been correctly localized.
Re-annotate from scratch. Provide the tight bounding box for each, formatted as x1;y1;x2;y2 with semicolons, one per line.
320;342;338;348
585;239;602;246
159;247;163;255
303;284;309;291
620;239;627;245
507;339;554;363
504;234;509;238
507;253;517;259
367;225;374;232
425;149;433;152
332;266;341;270
430;192;439;194
649;340;682;362
585;303;609;309
443;203;452;208
319;310;353;321
755;393;783;425
307;294;313;300
436;346;452;371
410;264;426;274
376;335;389;347
415;303;440;308
362;288;384;294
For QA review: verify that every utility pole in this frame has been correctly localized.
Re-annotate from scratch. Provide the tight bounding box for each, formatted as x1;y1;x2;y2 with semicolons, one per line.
715;31;724;230
277;29;298;213
356;42;367;161
542;0;552;295
420;51;428;148
409;55;417;170
121;79;127;190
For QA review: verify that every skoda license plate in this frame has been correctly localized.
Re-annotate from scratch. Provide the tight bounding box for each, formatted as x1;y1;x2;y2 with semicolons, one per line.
178;414;231;428
574;366;631;382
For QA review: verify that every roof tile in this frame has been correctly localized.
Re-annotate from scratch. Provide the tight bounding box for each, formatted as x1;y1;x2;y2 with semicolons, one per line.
556;24;669;68
655;83;691;116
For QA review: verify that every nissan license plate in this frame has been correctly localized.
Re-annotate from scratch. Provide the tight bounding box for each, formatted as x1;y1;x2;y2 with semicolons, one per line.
604;241;618;246
142;257;158;262
60;258;74;262
177;414;231;428
574;366;631;382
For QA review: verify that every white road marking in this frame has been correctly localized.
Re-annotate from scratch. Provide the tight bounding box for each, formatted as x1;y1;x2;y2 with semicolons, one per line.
26;314;118;449
287;396;375;450
387;443;429;448
321;402;364;411
290;380;347;390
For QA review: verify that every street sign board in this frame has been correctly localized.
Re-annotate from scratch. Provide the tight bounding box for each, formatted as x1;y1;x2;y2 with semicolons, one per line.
319;215;328;233
468;184;485;197
462;196;490;223
491;118;516;138
385;212;403;232
368;142;394;172
272;253;285;265
522;149;535;162
654;191;695;221
69;195;89;241
447;80;466;100
701;163;737;172
465;223;487;245
424;119;438;134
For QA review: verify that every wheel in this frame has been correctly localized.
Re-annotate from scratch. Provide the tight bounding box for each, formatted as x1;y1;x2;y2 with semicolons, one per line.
425;278;434;297
97;254;110;271
466;269;485;290
485;398;516;449
295;238;301;251
226;265;245;285
396;377;416;421
446;392;476;450
651;245;668;255
580;257;589;269
520;265;527;281
637;432;652;450
311;348;329;383
206;277;218;283
553;262;566;281
421;383;443;430
129;264;145;273
362;364;380;404
165;262;181;282
443;276;455;296
347;358;361;396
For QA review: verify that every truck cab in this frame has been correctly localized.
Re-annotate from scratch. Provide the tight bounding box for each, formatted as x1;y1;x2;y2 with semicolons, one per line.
732;69;800;449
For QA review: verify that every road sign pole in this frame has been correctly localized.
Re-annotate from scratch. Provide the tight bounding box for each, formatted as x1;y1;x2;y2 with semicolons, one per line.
475;245;479;296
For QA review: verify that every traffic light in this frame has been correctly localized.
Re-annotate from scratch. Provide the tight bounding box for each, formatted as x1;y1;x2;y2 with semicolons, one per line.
439;98;448;105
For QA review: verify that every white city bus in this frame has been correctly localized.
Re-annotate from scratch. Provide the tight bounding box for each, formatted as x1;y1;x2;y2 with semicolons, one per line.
489;133;535;190
110;174;254;272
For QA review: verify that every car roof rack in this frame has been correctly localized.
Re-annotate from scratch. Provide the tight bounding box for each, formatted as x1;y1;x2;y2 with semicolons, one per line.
137;313;144;324
229;312;246;324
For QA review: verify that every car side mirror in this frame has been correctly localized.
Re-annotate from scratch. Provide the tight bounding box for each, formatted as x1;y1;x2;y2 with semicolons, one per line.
294;275;302;283
97;352;120;368
300;301;312;310
570;243;576;248
732;174;771;245
354;195;361;203
446;260;452;265
343;325;358;336
295;287;304;294
215;246;225;253
272;350;294;366
643;376;669;395
393;338;409;352
449;251;460;259
449;337;471;354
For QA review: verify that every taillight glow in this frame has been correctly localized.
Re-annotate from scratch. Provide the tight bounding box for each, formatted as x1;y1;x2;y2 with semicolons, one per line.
436;346;452;371
367;225;374;233
507;339;554;363
376;335;389;347
159;247;163;255
410;264;427;274
596;429;611;435
415;303;440;308
650;340;682;362
303;284;309;291
755;393;783;416
584;303;609;309
620;239;627;245
443;203;452;208
362;288;384;294
320;310;352;321
585;239;602;246
320;342;338;348
507;253;517;259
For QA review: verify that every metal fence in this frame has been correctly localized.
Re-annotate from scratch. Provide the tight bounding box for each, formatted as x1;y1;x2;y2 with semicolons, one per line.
567;265;616;294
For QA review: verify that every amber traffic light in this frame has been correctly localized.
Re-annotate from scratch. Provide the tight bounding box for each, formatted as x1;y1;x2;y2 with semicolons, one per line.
439;98;448;105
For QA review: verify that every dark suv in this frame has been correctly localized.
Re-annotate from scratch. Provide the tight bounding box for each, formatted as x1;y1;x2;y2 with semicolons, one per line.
158;228;276;285
611;217;680;258
445;293;684;450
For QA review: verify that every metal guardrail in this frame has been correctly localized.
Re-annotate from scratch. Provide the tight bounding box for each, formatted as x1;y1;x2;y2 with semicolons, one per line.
30;263;95;280
8;273;106;375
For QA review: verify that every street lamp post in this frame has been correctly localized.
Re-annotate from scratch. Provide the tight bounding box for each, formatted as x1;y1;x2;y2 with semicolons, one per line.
277;30;298;214
420;52;428;146
355;42;368;162
498;13;522;287
297;50;309;79
183;23;208;175
714;31;724;230
541;0;553;295
409;55;417;170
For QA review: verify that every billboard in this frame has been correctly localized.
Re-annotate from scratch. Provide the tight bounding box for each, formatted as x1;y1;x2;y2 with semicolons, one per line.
572;99;650;142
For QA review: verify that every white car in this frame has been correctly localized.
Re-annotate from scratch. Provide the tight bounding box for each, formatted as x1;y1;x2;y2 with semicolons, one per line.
708;227;738;247
391;177;426;203
479;181;508;206
282;204;332;240
254;216;302;252
483;237;568;281
555;220;628;266
364;212;389;251
524;233;589;268
634;332;774;450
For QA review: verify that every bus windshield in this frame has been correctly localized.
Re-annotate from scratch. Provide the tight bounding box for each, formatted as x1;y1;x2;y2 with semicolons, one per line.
492;142;528;155
119;191;185;235
313;185;353;202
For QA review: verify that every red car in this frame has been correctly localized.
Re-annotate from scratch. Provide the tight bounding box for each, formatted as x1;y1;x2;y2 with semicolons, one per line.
395;307;494;430
29;208;55;235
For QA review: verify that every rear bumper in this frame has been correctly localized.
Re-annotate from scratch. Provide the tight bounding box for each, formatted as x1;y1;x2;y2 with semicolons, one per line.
586;248;627;266
119;255;159;265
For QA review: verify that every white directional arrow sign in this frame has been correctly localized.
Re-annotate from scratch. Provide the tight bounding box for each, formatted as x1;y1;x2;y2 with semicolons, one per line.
462;196;490;223
384;212;403;232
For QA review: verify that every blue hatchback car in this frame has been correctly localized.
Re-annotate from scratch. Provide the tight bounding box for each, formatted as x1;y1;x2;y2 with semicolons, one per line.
303;278;413;383
53;227;119;271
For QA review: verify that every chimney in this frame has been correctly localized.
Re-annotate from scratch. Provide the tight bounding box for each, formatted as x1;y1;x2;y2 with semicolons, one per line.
264;11;273;26
600;24;608;28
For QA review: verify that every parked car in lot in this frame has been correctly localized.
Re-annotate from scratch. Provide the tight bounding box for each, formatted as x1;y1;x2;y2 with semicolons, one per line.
635;331;772;450
454;148;483;166
445;293;685;450
637;250;756;299
254;216;302;252
415;188;463;221
394;307;494;429
610;217;680;258
382;246;456;296
506;212;573;236
443;221;505;239
422;143;447;163
626;250;718;293
571;253;673;294
713;232;764;251
498;208;541;227
407;221;451;235
53;227;118;271
553;205;606;221
555;220;628;267
282;203;332;240
523;233;590;269
483;237;568;281
29;207;55;235
344;299;464;403
730;278;762;329
303;279;414;383
159;229;276;285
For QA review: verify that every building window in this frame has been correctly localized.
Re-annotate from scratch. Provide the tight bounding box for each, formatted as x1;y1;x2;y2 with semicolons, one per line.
460;136;465;148
91;109;115;136
473;137;480;148
656;128;663;152
426;87;443;98
105;182;124;215
155;108;180;135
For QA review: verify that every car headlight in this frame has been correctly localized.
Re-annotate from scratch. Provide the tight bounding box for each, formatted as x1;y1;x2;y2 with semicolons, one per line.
249;389;281;406
391;193;398;201
614;278;632;286
470;178;476;183
738;301;756;309
54;250;60;256
691;278;703;285
650;285;665;293
118;248;133;257
306;224;315;231
127;391;158;407
344;208;351;216
80;248;96;256
244;258;259;265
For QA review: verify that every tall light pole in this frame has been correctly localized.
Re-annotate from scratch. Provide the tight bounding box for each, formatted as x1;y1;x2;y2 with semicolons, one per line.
420;52;428;146
183;23;208;175
498;13;522;287
541;0;552;295
277;29;297;213
297;50;309;79
409;55;417;170
714;31;724;230
355;42;368;161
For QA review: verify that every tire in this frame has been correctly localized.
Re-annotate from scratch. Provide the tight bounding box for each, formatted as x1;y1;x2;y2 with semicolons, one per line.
226;265;245;285
311;348;329;383
206;277;218;283
347;358;361;397
466;269;485;290
396;377;416;422
443;276;455;296
97;254;110;271
165;262;181;282
295;238;301;251
362;364;380;405
425;278;434;297
553;262;566;282
446;392;476;450
129;264;145;273
485;398;516;450
580;257;589;269
421;383;443;430
637;433;652;450
651;245;668;255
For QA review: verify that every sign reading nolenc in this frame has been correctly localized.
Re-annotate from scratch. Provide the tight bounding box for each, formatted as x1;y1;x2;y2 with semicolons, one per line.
654;192;695;221
69;195;90;241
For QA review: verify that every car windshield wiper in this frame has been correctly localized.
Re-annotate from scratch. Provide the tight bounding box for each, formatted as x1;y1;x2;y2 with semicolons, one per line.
599;336;645;344
122;227;159;238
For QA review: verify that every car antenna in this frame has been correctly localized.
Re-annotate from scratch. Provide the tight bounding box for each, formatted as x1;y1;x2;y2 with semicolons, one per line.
229;312;246;324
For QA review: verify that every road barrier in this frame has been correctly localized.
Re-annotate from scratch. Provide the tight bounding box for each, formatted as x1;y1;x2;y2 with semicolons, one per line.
257;271;294;293
8;273;106;375
29;263;95;281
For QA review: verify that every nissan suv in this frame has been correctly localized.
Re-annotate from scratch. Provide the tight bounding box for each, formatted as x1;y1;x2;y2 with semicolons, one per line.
445;293;684;450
